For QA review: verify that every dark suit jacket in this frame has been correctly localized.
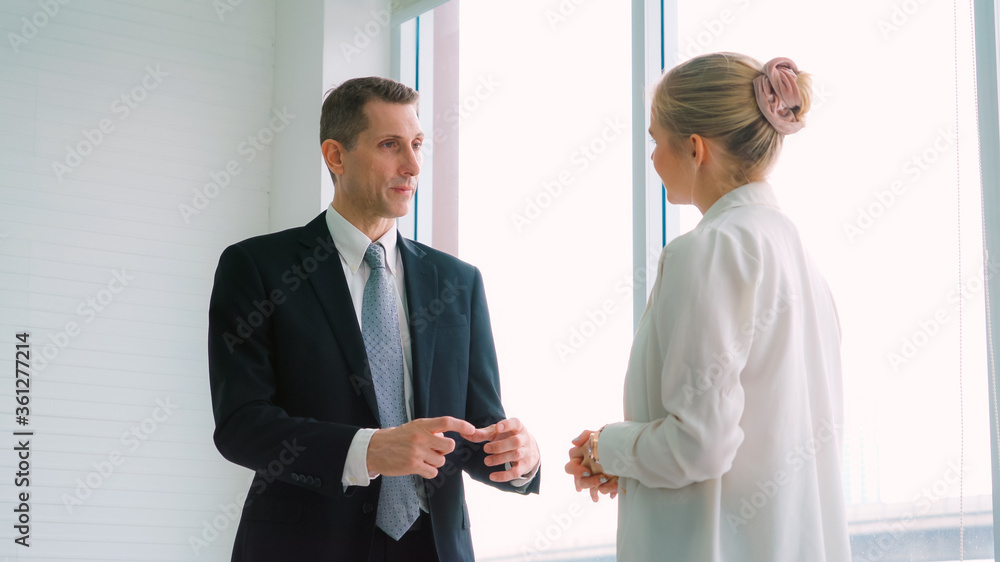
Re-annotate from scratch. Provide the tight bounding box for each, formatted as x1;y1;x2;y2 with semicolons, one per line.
208;211;540;561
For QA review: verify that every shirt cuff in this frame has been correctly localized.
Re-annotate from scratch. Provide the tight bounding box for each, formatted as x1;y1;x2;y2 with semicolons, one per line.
342;428;379;487
507;459;540;488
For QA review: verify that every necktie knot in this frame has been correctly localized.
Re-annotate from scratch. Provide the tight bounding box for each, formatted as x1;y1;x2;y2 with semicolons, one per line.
364;242;386;271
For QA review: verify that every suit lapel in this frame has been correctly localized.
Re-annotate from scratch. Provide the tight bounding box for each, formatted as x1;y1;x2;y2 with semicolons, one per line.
298;212;381;424
399;234;437;420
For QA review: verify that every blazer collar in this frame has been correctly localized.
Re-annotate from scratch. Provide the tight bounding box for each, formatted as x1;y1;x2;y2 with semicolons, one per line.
297;211;381;423
296;214;441;422
398;234;437;420
699;181;781;224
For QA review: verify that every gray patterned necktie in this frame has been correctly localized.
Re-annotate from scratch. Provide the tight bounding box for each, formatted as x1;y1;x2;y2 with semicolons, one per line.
361;242;421;540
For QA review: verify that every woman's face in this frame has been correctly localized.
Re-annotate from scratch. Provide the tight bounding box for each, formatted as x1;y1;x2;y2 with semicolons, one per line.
649;112;695;206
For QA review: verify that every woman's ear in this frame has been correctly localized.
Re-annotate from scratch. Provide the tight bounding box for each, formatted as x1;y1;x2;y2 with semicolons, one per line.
321;139;346;176
689;134;707;168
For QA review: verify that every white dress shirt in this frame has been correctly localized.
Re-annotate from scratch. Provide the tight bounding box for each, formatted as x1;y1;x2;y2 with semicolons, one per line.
598;183;851;561
327;206;536;500
326;207;416;490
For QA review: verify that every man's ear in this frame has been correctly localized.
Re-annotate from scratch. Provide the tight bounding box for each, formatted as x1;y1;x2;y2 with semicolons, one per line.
321;139;346;176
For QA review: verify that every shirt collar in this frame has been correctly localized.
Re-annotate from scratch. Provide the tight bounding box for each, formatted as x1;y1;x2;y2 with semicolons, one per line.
325;205;399;274
699;181;781;224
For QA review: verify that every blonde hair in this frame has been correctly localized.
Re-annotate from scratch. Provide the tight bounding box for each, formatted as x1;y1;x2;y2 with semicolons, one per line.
653;52;813;185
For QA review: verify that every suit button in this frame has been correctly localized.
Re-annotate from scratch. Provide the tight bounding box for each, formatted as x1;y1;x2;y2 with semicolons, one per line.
363;502;374;514
315;478;323;487
291;473;300;482
305;476;314;485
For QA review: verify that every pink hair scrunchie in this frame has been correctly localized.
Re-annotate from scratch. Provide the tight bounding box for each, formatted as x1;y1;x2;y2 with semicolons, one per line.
753;57;805;135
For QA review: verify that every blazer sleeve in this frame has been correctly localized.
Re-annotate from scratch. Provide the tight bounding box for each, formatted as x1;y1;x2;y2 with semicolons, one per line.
456;267;541;495
208;242;359;498
599;230;760;489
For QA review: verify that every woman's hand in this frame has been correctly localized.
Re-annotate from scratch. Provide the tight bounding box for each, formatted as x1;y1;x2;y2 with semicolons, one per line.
565;430;620;502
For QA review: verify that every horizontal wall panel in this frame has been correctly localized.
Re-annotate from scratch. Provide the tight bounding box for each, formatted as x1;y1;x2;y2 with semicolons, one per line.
0;0;277;559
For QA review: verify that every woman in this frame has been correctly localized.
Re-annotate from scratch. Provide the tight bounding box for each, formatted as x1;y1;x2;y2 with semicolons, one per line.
565;53;850;561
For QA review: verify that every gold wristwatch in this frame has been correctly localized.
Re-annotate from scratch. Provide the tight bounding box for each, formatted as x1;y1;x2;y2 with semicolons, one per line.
588;427;603;467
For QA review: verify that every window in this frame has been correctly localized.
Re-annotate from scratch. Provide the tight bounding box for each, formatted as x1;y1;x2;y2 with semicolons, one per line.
669;0;992;559
457;1;634;558
393;1;996;559
395;12;435;243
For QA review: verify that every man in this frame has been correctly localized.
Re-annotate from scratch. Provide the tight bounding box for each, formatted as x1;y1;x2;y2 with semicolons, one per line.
208;77;541;561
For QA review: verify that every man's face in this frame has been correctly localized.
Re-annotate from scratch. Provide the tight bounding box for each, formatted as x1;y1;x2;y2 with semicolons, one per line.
337;101;423;221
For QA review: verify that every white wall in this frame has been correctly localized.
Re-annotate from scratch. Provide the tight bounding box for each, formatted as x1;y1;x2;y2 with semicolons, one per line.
0;0;276;559
0;0;412;559
268;0;395;231
319;0;393;211
269;0;324;233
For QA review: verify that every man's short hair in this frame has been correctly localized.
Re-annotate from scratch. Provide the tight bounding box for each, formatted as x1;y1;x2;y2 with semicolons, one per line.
320;76;419;151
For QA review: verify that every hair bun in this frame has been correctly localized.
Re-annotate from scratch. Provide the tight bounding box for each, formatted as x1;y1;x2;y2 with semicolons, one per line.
652;52;812;182
753;58;806;135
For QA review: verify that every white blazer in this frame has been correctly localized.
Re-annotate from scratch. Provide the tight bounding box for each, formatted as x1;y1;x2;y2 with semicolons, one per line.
598;182;851;561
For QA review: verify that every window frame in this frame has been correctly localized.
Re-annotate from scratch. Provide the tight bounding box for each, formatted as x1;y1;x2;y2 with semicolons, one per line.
392;14;435;243
973;0;1000;555
633;0;682;328
390;0;460;253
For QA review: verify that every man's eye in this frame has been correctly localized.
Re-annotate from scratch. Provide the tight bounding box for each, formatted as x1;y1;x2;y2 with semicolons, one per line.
413;141;423;150
381;141;397;148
